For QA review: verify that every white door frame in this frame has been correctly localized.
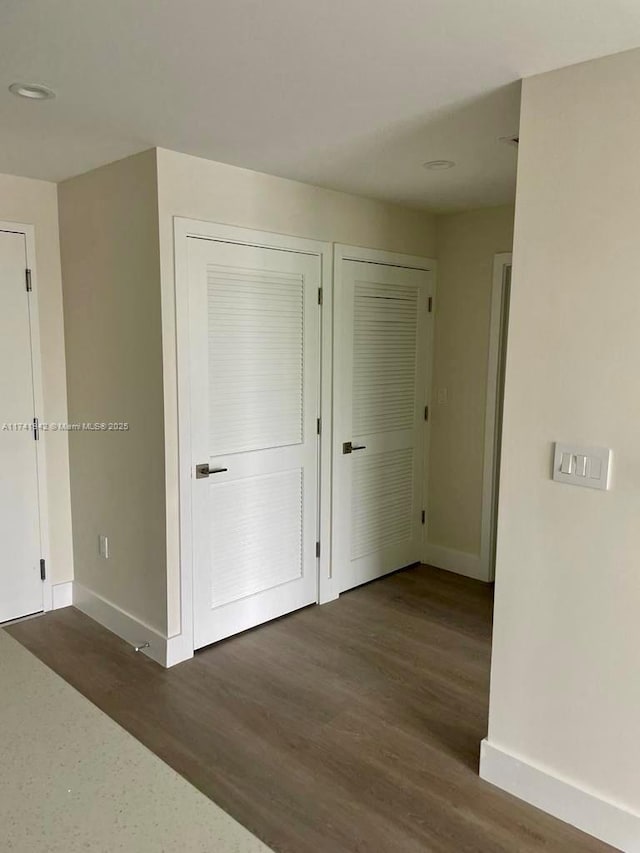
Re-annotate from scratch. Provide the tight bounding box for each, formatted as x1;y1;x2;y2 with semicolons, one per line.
0;220;52;614
332;244;437;595
479;252;512;581
173;218;333;658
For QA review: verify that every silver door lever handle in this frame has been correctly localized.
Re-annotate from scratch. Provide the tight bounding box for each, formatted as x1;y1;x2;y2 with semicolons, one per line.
196;464;228;478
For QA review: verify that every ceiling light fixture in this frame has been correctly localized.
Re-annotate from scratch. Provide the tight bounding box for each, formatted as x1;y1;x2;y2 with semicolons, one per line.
9;82;55;100
422;159;455;171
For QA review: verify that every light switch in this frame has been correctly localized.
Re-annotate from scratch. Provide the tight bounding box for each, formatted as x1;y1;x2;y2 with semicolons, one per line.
553;444;611;491
589;457;602;480
560;452;573;475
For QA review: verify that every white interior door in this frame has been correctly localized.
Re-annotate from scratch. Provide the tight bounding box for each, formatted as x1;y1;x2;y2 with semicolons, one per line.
0;230;43;623
188;237;321;649
334;258;433;593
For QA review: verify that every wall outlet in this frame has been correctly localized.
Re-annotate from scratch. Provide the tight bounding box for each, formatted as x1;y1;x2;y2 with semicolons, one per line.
437;387;449;406
98;534;109;559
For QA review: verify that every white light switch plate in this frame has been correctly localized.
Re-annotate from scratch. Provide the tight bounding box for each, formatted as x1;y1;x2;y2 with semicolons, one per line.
553;443;611;490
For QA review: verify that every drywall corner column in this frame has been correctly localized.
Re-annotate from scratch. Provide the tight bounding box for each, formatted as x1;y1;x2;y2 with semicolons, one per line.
484;47;640;849
58;149;167;636
0;173;73;587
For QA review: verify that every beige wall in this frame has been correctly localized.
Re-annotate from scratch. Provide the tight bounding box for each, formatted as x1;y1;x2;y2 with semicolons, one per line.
428;206;514;557
58;150;167;634
156;147;438;635
0;173;73;586
54;143;510;641
488;48;640;814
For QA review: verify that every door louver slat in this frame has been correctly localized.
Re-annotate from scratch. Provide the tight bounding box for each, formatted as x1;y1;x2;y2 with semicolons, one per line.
207;265;304;455
353;280;419;436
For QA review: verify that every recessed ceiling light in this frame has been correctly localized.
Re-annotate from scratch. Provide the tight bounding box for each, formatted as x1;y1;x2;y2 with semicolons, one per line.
422;159;456;171
9;82;55;100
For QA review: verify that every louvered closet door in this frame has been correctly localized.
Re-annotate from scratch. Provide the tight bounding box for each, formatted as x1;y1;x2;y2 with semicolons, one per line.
334;259;432;593
188;237;321;648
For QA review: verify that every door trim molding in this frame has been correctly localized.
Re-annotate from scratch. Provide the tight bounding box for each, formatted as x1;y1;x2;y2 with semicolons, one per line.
333;244;437;595
335;243;437;272
172;218;333;664
52;581;73;610
0;221;52;615
479;253;512;582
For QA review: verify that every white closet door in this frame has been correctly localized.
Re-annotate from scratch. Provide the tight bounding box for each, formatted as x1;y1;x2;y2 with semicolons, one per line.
188;237;321;649
0;230;42;623
334;259;432;593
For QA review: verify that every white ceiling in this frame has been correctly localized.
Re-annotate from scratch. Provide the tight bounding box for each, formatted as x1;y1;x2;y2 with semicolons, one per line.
2;1;640;212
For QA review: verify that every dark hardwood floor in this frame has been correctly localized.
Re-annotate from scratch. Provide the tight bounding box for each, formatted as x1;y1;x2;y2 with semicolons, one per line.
7;565;614;853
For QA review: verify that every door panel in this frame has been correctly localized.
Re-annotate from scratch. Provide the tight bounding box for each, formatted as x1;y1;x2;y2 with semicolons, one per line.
0;230;42;623
353;279;419;435
188;238;320;649
351;446;415;560
206;265;305;454
208;467;303;608
334;259;432;593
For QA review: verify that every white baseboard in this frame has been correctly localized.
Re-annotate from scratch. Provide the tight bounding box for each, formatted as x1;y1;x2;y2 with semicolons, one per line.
73;583;168;667
423;543;489;582
51;581;73;610
480;739;640;852
72;583;193;668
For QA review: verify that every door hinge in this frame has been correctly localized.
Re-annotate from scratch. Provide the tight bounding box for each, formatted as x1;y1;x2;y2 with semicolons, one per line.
316;417;321;435
318;287;323;306
424;405;429;422
421;510;426;525
33;417;39;441
25;269;32;292
40;558;46;581
315;541;321;558
428;296;433;313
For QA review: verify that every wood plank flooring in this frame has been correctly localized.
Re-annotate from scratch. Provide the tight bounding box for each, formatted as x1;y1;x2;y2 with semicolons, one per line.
7;565;615;853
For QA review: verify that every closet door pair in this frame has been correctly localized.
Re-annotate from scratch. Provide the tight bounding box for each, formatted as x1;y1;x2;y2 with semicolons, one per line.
187;235;433;649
